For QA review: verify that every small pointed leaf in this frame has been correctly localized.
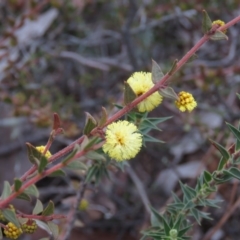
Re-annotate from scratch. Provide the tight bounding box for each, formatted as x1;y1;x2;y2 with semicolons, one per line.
210;30;228;41
158;87;178;100
26;142;42;165
2;209;20;227
210;139;230;163
98;107;108;127
124;81;137;105
62;147;78;164
83;112;97;135
17;192;31;201
168;59;178;75
14;178;22;192
38;155;48;173
152;59;164;84
47;221;59;239
42;200;55;216
1;181;11;200
226;122;240;142
223;167;240;181
202;10;212;33
49;169;66;177
66;161;87;170
33;199;44;215
24;184;39;197
53;113;61;131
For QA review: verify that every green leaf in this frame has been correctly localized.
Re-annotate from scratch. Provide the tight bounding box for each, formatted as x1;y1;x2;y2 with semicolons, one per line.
35;220;51;234
210;140;230;160
66;161;87;170
98;107;108;127
150;206;165;227
203;199;222;208
217;157;227;171
26;142;42;165
47;221;59;239
203;171;212;183
85;166;98;182
2;209;20;228
83;112;97;135
1;181;11;200
168;59;178;75
152;59;164;84
190;208;201;225
149;209;170;236
158;87;179;100
86;151;106;161
42;200;55;216
178;225;192;237
33;199;44;215
210;30;228;41
223;167;240;181
143;134;164;143
24;184;39;197
49;169;66;177
14;178;22;192
17;192;31;201
62;147;78;164
179;182;196;203
38;155;48;173
202;10;212;33
226;122;240;143
83;136;100;151
124;81;137;105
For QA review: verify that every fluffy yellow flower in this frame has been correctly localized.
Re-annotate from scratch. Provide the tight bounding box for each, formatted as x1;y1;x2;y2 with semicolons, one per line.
36;145;52;159
175;91;197;112
212;20;226;33
103;120;142;161
127;72;163;112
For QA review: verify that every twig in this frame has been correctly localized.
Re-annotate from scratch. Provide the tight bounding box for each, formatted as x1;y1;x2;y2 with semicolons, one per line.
126;165;151;214
59;179;87;240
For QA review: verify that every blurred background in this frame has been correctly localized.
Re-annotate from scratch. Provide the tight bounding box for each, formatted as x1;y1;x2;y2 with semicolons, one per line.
0;0;240;239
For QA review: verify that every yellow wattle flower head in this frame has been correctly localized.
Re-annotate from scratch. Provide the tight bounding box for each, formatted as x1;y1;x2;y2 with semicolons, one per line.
126;72;163;112
102;120;142;161
212;20;226;33
175;91;197;112
22;219;37;234
4;222;23;239
79;199;89;211
36;145;52;159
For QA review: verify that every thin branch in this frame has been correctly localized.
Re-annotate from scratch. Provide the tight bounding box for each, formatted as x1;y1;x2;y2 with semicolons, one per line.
59;179;87;240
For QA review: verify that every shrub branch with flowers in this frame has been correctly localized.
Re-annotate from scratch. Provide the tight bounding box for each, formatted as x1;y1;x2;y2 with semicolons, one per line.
0;10;240;240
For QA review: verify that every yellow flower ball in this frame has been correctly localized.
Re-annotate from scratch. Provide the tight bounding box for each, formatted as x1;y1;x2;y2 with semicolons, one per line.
79;199;89;211
212;20;226;33
4;222;23;239
22;219;37;234
127;72;163;112
103;120;142;161
36;145;52;159
175;91;197;112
